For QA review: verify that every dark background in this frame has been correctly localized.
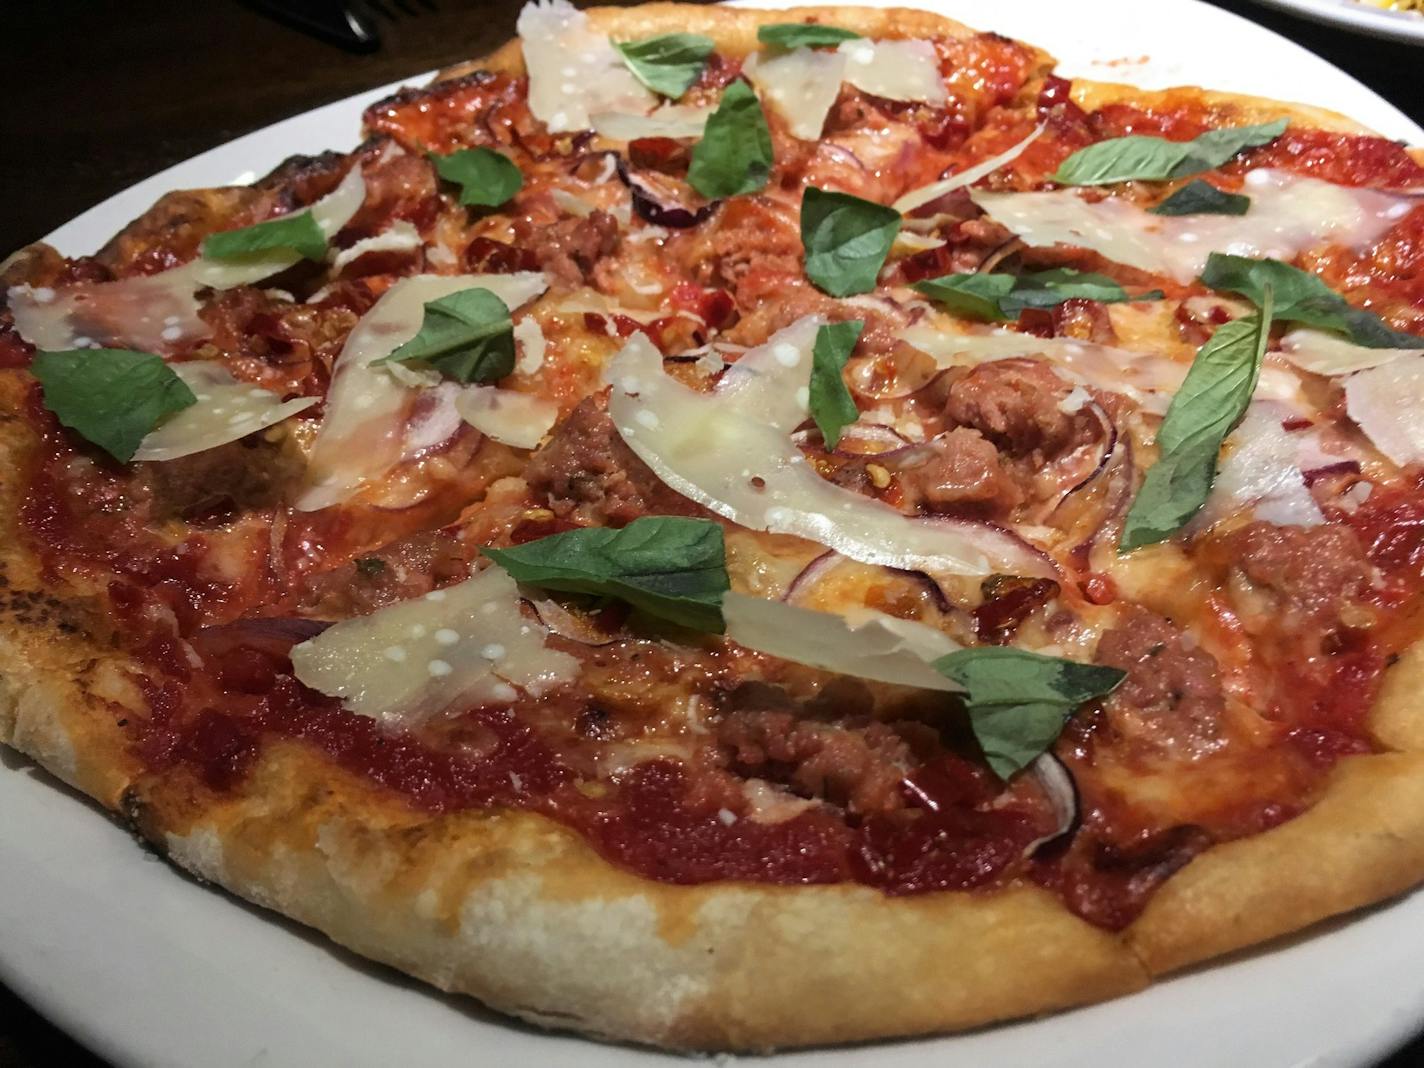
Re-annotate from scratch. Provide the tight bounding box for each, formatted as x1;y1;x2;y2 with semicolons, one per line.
2;0;1422;1064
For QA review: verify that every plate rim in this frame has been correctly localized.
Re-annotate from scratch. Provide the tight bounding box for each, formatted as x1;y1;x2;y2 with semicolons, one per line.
1248;0;1424;45
8;2;1424;1066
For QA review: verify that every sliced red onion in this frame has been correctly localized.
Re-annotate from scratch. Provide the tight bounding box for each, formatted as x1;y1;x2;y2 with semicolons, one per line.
615;156;717;229
914;516;1060;580
783;550;954;614
1048;399;1119;512
1301;460;1363;487
791;422;913;456
847;363;952;404
1023;752;1080;857
1069;435;1136;558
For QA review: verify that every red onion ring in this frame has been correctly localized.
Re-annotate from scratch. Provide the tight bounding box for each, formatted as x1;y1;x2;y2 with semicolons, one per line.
615;156;718;229
913;515;1061;582
1301;459;1363;487
1046;399;1119;516
1023;752;1080;857
783;550;955;614
791;422;913;456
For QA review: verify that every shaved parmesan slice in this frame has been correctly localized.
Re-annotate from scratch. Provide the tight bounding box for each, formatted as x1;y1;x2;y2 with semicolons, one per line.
189;165;368;289
1280;328;1414;376
132;363;316;462
455;386;558;449
837;38;947;105
606;332;1012;577
9;169;367;353
291;566;578;728
1193;404;1323;531
296;271;548;511
1345;356;1424;466
330;220;422;272
517;0;654;133
513;316;547;374
893;232;948;253
713;315;824;431
893;125;1045;214
9;274;209;354
745;47;846;141
972;170;1415;284
898;321;1303;415
592;104;713;141
723;591;961;692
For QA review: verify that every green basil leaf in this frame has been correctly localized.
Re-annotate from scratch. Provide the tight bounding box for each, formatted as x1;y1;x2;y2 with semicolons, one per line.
801;187;901;297
809;320;864;448
1199;253;1424;350
1051;120;1287;186
688;80;774;199
756;23;862;49
484;516;730;632
615;33;715;98
933;646;1125;778
1149;179;1250;217
376;287;515;383
913;268;1161;321
430;147;523;208
202;211;327;262
912;273;1015;321
1119;293;1274;551
32;349;197;463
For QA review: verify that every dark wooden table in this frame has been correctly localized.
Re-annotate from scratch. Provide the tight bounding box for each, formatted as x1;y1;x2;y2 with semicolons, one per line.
2;1;1422;1064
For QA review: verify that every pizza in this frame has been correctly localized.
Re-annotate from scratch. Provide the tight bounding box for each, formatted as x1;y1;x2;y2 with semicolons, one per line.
3;0;1424;1051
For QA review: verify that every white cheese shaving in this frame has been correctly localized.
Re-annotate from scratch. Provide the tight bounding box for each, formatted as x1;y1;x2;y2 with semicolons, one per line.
513;316;547;374
9;168;367;353
591;104;713;141
897;321;1303;415
745;47;847;141
132;363;316;462
722;592;962;692
893;125;1045;214
296;271;548;511
517;0;654;133
971;170;1415;284
1193;403;1323;532
1345;356;1424;466
455;386;558;449
290;566;578;729
606;331;1007;577
329;220;422;272
1280;328;1416;376
837;39;947;105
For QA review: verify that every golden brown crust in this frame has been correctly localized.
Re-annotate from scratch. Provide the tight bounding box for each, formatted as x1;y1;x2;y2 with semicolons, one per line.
436;4;1049;82
1069;80;1379;136
4;2;1424;1054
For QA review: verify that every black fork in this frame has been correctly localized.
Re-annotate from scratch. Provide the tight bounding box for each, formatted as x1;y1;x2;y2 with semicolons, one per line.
244;0;439;54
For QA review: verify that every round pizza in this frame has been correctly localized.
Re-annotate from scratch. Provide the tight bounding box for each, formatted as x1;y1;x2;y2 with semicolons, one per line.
4;0;1424;1051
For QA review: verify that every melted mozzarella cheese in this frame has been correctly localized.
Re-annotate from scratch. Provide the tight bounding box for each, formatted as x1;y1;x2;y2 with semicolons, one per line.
455;386;558;449
132;363;316;462
517;0;654;133
745;47;846;141
972;170;1416;284
296;271;548;511
723;591;961;691
1280;328;1415;375
606;331;1022;577
837;38;947;105
290;566;578;729
9;168;367;353
1345;356;1424;465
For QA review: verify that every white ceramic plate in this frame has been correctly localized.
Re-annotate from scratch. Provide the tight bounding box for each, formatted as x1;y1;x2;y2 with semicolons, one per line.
1250;0;1424;46
4;2;1424;1065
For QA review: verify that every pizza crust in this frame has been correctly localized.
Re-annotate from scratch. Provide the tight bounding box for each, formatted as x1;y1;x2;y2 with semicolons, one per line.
4;2;1424;1053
